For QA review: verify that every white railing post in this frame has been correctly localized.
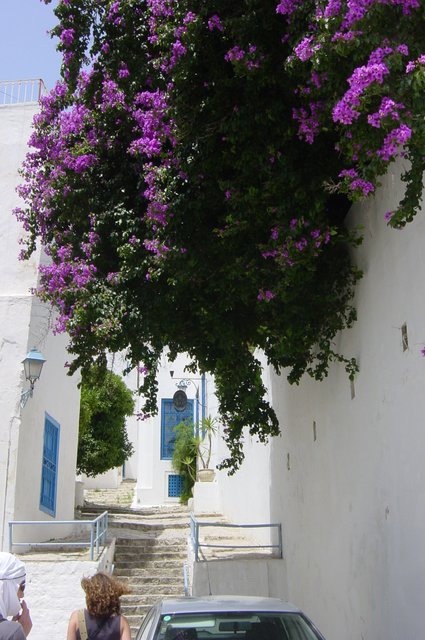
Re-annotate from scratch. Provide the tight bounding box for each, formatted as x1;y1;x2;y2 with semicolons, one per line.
90;523;95;560
183;564;189;596
96;518;100;556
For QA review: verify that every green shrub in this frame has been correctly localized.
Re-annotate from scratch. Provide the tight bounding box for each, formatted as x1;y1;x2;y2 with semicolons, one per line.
78;365;134;477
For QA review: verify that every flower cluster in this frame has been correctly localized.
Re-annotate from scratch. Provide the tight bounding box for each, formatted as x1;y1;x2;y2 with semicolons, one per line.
225;44;262;70
284;1;424;227
262;218;332;268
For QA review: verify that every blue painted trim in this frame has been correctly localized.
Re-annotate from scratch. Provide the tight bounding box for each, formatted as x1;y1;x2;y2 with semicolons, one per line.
195;391;199;438
201;374;206;423
39;413;60;517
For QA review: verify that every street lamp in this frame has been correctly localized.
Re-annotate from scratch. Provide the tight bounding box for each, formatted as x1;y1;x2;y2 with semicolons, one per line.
170;371;206;435
20;347;46;408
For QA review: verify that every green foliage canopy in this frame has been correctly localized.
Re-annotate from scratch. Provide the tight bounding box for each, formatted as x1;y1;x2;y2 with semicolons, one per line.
16;0;425;470
78;366;135;477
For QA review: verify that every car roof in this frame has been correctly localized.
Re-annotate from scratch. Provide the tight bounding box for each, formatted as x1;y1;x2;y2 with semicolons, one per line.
158;596;302;615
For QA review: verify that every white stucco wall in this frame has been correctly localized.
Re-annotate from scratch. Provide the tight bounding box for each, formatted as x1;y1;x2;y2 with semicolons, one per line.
111;352;139;482
25;558;98;640
0;102;81;549
81;352;141;491
82;468;122;491
192;559;288;599
16;539;114;640
0;104;42;549
121;370;139;482
215;161;425;640
214;354;276;547
12;304;81;543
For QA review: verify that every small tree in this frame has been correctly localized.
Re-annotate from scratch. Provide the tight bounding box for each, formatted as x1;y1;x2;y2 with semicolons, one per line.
171;420;198;504
197;417;218;470
78;365;134;477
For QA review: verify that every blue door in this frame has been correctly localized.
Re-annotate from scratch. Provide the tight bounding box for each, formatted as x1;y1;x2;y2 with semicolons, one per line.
161;399;194;459
40;414;60;516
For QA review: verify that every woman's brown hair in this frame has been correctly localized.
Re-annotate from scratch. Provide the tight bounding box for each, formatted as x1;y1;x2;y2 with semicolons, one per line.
81;572;130;617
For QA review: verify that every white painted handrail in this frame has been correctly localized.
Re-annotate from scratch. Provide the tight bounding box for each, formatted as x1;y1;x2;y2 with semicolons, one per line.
0;79;48;105
9;511;108;561
190;513;283;562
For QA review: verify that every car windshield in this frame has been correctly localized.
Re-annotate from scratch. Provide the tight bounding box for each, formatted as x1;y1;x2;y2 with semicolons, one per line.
155;611;322;640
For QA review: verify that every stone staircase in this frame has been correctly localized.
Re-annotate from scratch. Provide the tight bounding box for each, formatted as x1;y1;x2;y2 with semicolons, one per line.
113;536;188;635
80;483;279;637
80;487;190;638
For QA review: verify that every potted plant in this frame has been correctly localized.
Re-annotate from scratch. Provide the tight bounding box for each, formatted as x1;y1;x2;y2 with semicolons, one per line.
172;420;198;503
196;416;218;482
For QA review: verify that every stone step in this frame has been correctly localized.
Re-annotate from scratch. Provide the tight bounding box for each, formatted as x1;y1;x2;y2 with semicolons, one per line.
127;613;148;632
110;514;190;523
114;566;183;578
109;521;188;532
122;589;183;605
122;584;183;597
85;489;134;495
115;558;187;568
121;598;165;614
115;540;187;549
115;551;187;560
115;551;187;562
124;575;183;586
114;559;185;570
115;538;187;548
81;505;189;517
115;547;187;557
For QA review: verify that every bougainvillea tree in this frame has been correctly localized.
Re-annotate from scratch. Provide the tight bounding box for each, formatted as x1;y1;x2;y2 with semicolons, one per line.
16;0;425;470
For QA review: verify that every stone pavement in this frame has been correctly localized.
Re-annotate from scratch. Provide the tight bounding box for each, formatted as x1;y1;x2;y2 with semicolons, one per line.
83;478;137;507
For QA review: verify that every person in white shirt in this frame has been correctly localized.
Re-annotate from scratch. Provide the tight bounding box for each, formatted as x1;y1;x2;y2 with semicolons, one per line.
0;552;32;639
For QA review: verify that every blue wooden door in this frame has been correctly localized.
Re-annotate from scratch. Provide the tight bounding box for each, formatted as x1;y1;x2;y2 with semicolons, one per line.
161;399;194;459
40;414;60;516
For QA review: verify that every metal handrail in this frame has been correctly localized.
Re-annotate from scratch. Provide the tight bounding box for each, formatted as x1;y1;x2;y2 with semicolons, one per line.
9;511;108;561
183;563;190;596
0;79;48;106
190;513;282;562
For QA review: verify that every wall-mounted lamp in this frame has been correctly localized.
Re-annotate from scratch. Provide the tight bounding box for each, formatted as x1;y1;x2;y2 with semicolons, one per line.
169;370;206;435
20;347;46;408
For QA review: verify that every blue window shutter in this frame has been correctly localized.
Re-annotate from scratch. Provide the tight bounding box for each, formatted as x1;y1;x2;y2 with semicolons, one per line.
40;414;60;516
160;399;194;460
168;474;184;498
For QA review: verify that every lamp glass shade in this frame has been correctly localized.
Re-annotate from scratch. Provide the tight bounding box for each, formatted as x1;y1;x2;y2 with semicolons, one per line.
22;348;46;383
